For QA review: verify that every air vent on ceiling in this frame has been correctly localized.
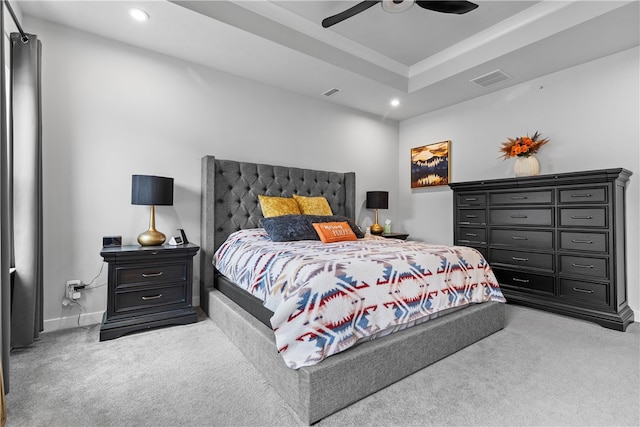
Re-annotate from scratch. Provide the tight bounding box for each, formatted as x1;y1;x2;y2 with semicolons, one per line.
322;88;341;97
470;70;511;88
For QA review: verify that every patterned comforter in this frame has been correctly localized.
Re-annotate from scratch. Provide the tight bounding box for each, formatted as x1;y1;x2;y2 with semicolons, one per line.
214;229;505;368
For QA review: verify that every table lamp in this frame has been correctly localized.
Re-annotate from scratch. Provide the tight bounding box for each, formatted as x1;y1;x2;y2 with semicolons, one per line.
131;175;174;246
366;191;388;235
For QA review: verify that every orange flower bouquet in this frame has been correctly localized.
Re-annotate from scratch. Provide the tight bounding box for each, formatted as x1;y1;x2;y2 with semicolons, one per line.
499;131;550;159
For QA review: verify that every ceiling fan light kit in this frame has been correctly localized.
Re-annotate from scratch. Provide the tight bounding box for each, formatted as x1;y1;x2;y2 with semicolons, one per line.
322;1;479;28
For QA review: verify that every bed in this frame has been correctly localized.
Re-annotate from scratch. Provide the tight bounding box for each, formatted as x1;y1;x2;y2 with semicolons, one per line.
200;156;505;424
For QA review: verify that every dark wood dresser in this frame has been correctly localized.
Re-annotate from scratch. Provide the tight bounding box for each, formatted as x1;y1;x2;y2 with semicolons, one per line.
100;243;199;340
450;169;633;331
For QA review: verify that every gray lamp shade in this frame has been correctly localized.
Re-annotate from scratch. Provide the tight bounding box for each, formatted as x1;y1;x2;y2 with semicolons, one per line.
131;175;174;206
366;191;388;209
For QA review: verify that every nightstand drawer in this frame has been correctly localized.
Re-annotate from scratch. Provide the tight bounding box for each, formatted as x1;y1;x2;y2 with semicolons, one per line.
490;229;553;250
490;249;553;271
457;209;486;225
116;262;187;287
559;255;608;279
493;268;555;295
115;284;187;314
559;208;606;227
559;187;607;204
560;279;608;306
559;232;607;253
457;227;486;244
490;190;552;205
489;208;553;226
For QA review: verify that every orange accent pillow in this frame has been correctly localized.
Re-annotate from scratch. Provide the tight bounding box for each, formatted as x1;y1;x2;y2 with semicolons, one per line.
312;222;357;243
258;195;301;218
293;195;333;216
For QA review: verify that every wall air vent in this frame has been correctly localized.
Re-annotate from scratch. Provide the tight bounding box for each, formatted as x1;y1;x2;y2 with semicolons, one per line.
321;88;341;97
470;70;511;88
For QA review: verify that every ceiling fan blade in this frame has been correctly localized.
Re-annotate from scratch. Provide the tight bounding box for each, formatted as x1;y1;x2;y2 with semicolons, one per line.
415;1;478;14
322;1;381;28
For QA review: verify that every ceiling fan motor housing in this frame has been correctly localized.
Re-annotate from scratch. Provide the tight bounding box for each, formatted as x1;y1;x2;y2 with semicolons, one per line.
382;0;415;13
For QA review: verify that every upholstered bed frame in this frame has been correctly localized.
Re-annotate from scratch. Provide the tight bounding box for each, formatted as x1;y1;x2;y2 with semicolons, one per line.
200;155;504;424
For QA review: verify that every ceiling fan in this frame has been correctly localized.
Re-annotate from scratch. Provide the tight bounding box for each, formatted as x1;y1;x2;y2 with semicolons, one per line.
321;0;479;28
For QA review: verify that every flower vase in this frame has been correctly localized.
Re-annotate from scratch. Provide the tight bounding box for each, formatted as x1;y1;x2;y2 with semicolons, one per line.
514;155;540;177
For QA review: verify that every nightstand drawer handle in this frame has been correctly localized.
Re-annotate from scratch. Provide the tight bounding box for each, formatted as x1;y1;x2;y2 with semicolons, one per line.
465;233;479;237
571;239;593;244
571;215;593;220
512;278;530;283
465;215;478;218
512;257;529;262
571;193;592;198
142;272;163;278
141;294;163;300
572;263;594;269
511;236;528;240
572;287;594;294
465;197;477;201
510;215;528;218
510;196;527;200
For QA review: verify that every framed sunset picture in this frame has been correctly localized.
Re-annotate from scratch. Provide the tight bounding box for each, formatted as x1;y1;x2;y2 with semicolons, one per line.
410;141;451;188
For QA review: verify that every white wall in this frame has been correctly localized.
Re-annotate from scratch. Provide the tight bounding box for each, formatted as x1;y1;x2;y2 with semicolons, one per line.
399;47;640;320
27;17;399;330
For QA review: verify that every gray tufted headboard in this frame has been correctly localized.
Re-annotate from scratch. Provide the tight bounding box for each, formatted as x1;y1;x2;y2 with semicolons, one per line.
200;156;356;312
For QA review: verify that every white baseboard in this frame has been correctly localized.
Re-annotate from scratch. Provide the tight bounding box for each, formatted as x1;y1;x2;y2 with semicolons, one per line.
44;310;104;333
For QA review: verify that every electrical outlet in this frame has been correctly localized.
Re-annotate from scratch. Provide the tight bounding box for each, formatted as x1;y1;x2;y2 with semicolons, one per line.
66;279;82;300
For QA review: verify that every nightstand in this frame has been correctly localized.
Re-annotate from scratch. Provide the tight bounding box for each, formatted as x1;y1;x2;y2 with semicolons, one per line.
381;232;409;240
99;243;199;341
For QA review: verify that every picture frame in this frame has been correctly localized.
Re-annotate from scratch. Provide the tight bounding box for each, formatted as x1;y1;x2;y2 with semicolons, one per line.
410;140;451;188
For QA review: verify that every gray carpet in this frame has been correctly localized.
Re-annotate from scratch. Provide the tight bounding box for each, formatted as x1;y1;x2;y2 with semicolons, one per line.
5;305;639;427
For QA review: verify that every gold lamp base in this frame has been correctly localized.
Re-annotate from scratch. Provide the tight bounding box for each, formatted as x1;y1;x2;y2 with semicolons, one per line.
370;223;384;235
137;205;166;246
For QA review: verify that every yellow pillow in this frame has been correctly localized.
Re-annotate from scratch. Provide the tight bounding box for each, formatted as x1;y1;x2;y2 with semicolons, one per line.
293;194;333;216
312;222;357;243
258;195;301;218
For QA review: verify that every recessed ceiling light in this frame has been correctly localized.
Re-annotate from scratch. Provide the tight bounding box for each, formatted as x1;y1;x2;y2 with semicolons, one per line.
129;8;150;22
390;99;400;107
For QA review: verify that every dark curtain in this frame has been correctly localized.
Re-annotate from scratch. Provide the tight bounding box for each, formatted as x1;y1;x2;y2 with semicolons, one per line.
9;32;42;349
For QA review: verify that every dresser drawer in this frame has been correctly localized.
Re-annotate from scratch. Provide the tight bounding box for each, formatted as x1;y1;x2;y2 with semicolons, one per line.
559;255;608;279
559;232;607;253
114;283;187;314
490;249;553;271
559;208;606;228
490;190;553;205
457;209;486;225
489;208;553;226
493;268;555;295
559;187;607;204
560;279;608;306
490;229;553;250
457;193;486;206
115;262;187;287
457;227;486;244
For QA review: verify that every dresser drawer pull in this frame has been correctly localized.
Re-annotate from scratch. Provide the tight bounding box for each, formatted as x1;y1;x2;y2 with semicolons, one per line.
570;215;593;220
141;294;163;300
510;215;528;218
458;239;470;243
511;236;528;240
571;239;593;244
572;287;594;294
142;272;163;278
465;233;479;237
570;193;592;198
465;197;477;201
512;257;529;262
465;214;478;218
571;263;594;269
512;278;530;283
510;196;527;200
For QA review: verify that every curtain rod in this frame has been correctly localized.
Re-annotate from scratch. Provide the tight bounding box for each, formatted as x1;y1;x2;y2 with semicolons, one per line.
3;0;29;43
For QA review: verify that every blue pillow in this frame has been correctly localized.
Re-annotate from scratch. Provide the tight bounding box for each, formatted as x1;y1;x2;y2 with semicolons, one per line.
260;215;364;242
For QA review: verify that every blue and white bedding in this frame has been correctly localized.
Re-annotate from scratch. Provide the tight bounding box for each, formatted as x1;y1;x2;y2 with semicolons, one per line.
214;229;505;368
